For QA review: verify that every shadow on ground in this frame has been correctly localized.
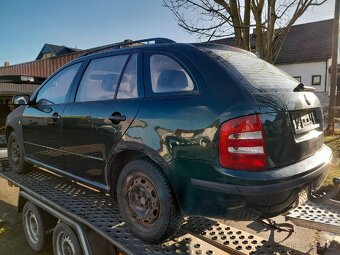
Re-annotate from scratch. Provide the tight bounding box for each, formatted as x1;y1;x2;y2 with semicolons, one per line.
0;192;53;254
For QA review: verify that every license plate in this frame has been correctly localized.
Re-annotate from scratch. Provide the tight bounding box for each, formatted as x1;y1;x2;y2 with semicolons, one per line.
290;110;320;134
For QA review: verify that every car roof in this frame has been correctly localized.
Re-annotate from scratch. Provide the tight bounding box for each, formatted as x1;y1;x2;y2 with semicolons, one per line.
66;38;255;67
86;42;176;56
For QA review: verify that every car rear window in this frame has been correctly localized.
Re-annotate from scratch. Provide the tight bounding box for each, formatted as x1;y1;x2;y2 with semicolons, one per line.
150;54;194;93
206;48;299;92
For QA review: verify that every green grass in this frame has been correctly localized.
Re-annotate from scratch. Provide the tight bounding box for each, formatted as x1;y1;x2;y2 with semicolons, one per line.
323;130;340;187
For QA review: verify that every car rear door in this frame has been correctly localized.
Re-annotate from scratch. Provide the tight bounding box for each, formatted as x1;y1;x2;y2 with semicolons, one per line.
22;62;82;169
61;51;143;185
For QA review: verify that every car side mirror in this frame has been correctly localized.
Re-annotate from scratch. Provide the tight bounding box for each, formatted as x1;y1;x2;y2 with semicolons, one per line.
12;94;30;106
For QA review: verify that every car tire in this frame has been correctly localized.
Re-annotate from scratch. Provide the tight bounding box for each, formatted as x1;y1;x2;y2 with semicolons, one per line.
7;131;32;174
117;158;183;242
53;222;82;255
22;201;53;252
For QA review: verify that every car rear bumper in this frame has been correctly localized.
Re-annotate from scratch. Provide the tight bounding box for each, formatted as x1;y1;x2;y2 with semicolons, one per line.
191;145;332;195
168;145;332;219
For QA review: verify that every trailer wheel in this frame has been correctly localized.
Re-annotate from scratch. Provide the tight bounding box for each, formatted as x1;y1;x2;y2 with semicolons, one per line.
22;201;51;251
117;158;183;242
53;222;82;255
8;131;33;174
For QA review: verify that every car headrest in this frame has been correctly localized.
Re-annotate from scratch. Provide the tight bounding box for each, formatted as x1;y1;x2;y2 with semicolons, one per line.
102;73;120;92
157;70;188;92
94;73;119;92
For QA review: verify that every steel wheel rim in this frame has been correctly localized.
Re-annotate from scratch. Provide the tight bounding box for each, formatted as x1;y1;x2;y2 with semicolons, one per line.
10;139;20;164
24;209;39;245
126;173;160;228
56;231;75;255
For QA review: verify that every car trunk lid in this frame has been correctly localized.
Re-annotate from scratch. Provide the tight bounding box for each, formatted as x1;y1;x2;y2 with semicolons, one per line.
254;92;324;169
205;46;324;170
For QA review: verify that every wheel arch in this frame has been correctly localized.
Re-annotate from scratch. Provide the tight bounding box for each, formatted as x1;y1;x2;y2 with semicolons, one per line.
108;149;146;198
106;142;180;205
6;105;26;157
5;126;14;141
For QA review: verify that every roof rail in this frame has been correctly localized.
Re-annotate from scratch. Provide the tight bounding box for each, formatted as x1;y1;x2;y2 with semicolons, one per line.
82;37;175;56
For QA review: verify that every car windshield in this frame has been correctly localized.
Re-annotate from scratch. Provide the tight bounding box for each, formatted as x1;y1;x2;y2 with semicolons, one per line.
206;48;299;92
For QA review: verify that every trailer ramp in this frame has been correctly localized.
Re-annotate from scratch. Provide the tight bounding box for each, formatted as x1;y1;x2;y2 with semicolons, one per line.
286;200;340;235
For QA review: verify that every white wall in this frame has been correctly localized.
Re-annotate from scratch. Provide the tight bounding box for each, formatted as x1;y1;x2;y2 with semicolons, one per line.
276;61;328;92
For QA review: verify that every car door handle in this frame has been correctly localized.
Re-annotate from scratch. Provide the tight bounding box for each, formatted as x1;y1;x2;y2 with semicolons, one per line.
51;112;61;122
108;114;126;124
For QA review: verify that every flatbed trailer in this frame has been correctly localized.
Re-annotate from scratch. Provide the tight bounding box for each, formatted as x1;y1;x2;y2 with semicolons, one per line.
0;159;339;255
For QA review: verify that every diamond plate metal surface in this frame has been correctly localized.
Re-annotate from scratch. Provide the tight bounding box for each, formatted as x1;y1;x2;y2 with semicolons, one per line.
0;162;231;255
287;200;340;235
184;217;305;255
0;161;316;255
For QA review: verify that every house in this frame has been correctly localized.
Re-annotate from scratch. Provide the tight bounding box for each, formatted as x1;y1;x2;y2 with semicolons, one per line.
212;19;334;106
0;44;84;97
275;19;332;92
36;43;80;60
0;39;131;96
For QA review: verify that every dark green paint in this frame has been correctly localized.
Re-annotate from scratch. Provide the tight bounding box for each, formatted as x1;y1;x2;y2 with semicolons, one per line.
7;42;332;220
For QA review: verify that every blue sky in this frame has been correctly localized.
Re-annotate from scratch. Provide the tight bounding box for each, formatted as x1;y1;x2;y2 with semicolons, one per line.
0;0;335;65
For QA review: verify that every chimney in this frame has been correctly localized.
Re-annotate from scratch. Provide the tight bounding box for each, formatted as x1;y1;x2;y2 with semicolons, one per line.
4;61;10;67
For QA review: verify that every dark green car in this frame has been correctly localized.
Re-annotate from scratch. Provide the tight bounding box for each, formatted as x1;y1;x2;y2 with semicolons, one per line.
6;38;332;242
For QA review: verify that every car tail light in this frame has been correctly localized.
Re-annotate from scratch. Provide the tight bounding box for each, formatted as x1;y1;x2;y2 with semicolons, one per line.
219;114;267;171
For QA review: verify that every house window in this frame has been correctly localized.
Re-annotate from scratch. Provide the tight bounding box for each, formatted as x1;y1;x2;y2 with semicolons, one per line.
312;75;321;86
293;76;301;82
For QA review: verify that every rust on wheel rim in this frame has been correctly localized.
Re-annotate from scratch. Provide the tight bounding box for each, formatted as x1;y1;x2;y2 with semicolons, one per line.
126;173;160;228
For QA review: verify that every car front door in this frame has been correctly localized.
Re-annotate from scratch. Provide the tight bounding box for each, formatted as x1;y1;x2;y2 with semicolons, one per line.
61;51;143;186
22;62;82;169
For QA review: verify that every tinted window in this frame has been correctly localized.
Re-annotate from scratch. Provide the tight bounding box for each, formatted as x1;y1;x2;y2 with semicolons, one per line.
207;49;298;91
36;63;81;105
76;55;128;102
117;54;138;99
150;54;194;93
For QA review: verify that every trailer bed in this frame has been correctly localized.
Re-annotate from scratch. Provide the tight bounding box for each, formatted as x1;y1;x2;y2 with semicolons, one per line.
0;160;323;255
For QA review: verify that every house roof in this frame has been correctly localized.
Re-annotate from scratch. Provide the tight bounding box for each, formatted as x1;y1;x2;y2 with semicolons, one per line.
211;19;333;64
275;19;333;64
36;44;81;60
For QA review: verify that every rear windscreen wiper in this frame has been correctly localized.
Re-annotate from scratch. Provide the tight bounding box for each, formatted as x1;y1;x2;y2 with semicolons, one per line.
293;83;315;92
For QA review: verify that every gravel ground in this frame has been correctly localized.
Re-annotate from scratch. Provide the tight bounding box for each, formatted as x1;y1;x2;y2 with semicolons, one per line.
0;177;53;254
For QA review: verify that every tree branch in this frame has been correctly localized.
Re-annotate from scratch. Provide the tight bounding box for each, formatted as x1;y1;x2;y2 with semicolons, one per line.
163;0;328;62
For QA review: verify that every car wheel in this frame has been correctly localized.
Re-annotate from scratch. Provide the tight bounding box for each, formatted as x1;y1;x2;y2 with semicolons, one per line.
22;201;52;251
117;158;183;242
7;131;32;173
53;222;82;255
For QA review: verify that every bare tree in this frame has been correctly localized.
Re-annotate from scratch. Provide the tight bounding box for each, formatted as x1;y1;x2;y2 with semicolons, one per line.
163;0;327;63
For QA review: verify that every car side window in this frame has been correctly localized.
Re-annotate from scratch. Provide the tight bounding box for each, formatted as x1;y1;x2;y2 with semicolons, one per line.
150;54;194;93
117;54;138;99
36;63;81;105
76;55;128;102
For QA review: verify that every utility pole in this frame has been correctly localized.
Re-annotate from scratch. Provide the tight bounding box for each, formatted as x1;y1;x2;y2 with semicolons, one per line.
326;0;340;134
